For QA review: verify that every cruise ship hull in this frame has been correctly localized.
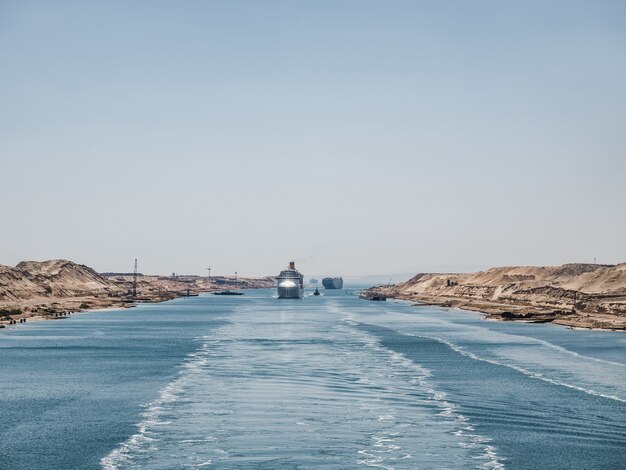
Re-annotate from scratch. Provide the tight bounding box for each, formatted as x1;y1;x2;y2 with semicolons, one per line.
277;281;304;299
276;262;304;299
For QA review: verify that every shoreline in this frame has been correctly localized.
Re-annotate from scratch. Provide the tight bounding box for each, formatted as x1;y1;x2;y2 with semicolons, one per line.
1;299;141;329
0;286;272;329
361;263;626;332
371;291;626;332
0;260;276;328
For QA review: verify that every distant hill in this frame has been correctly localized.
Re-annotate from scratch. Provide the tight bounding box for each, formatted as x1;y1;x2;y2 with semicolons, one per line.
399;263;626;296
0;259;274;322
365;263;626;330
0;259;122;303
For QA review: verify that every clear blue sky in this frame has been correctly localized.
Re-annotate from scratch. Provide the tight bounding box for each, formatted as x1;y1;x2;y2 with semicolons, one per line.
1;1;625;277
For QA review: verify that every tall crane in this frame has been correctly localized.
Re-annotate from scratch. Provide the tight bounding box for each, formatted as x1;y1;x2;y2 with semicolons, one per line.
132;259;138;298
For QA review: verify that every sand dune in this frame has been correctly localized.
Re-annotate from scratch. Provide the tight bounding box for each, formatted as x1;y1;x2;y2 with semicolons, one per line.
366;263;626;330
0;260;274;324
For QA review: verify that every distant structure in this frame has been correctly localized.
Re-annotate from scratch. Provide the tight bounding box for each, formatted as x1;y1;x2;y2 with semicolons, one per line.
206;267;211;279
322;277;343;289
132;259;138;298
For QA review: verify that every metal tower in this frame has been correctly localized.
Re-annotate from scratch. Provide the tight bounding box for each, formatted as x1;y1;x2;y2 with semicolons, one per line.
132;259;138;298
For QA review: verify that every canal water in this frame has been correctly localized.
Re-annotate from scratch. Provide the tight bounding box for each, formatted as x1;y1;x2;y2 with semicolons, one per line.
1;289;624;469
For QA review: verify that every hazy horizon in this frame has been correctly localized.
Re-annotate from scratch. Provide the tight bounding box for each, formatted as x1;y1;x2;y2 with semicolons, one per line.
2;1;625;277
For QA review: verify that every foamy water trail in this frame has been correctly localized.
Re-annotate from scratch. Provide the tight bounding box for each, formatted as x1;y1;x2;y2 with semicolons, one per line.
99;294;625;469
101;346;210;470
527;336;626;368
349;303;626;404
103;301;505;469
339;319;505;470
422;334;626;404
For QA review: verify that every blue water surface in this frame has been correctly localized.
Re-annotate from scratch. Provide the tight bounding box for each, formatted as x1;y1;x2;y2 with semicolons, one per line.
0;289;624;469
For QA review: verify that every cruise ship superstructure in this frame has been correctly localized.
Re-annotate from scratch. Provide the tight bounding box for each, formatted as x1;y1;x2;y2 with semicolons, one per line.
276;262;304;299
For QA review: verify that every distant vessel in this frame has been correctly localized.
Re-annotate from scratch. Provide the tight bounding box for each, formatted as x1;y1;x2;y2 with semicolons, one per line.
310;278;319;284
213;290;244;296
322;277;343;289
313;287;320;296
276;262;304;299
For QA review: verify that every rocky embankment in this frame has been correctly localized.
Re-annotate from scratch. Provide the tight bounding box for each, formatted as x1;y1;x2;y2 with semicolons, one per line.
364;263;626;330
0;260;274;325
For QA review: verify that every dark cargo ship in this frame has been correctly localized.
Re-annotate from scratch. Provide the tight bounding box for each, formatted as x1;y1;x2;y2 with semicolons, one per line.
322;277;343;289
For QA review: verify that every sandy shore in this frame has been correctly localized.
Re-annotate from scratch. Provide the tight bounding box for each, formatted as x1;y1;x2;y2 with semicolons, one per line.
363;290;626;331
405;294;626;331
362;263;626;331
0;306;131;329
1;298;137;328
0;259;275;328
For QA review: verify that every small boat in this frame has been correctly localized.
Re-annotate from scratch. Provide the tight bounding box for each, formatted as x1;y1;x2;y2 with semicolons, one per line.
313;287;320;296
213;290;244;296
359;292;387;301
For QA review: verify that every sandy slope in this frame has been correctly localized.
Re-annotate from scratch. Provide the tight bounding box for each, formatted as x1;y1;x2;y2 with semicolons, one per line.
366;263;626;330
0;260;274;325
